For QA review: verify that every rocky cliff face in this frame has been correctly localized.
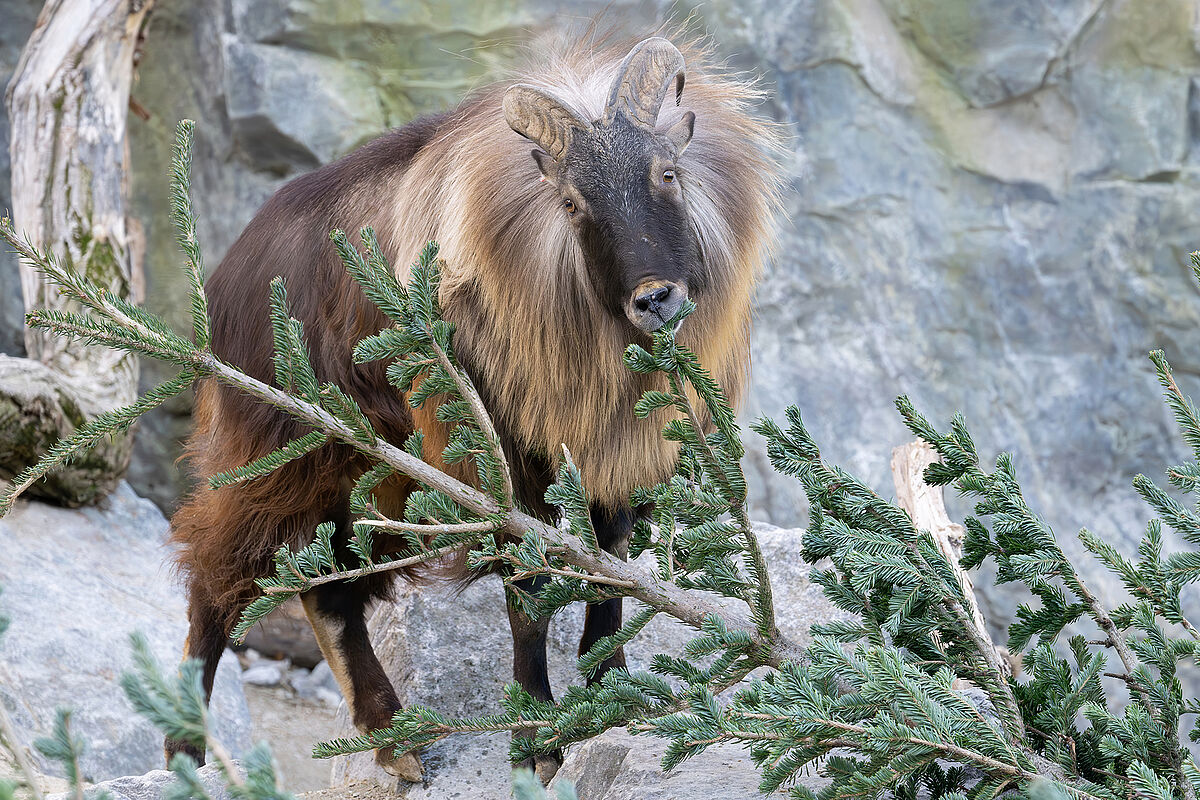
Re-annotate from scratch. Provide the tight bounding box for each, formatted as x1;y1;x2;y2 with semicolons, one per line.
0;0;40;359
3;0;1200;637
721;0;1200;630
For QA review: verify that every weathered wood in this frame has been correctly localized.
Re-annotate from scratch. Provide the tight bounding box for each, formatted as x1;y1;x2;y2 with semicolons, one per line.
891;441;989;639
0;0;155;505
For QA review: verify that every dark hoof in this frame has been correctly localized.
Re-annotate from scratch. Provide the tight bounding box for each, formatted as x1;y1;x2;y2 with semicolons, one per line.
535;754;561;784
164;736;205;766
377;745;423;782
515;753;563;785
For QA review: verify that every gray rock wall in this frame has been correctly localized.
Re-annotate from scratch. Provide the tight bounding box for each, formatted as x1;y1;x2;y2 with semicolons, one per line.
2;0;1199;641
0;0;40;358
723;0;1200;630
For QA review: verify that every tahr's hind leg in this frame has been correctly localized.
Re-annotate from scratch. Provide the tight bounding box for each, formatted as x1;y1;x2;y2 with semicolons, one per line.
164;593;234;765
301;582;422;782
578;506;634;685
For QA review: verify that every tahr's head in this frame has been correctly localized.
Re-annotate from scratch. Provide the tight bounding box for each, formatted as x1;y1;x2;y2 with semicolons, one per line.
504;38;700;334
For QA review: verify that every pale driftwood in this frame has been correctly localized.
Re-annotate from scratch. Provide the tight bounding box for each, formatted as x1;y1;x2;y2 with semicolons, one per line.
0;0;154;505
891;441;968;564
891;441;1003;668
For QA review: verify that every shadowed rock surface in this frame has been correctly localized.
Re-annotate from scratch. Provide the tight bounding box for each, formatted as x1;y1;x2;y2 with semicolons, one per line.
0;0;39;359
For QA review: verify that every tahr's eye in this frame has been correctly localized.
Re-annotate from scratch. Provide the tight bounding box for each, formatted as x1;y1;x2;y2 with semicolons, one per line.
662;169;676;184
563;198;576;215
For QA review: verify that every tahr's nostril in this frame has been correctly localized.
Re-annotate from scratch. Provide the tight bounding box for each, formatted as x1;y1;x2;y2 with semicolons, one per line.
634;286;672;313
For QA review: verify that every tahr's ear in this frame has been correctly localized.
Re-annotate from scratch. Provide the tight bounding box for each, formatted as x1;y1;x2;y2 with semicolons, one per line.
666;111;695;156
531;148;561;185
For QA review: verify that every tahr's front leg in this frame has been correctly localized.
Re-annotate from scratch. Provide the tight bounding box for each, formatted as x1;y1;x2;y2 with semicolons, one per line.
578;506;635;684
506;574;562;782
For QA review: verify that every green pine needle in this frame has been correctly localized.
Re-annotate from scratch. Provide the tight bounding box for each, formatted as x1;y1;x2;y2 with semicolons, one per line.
208;430;328;489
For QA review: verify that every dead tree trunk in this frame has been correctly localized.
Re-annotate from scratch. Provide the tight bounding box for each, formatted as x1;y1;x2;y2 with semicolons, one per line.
0;0;154;506
892;440;1020;676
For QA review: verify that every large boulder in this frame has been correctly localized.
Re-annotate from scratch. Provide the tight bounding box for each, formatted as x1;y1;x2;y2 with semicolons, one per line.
327;523;847;797
0;357;122;507
46;763;237;800
549;728;825;800
0;482;251;782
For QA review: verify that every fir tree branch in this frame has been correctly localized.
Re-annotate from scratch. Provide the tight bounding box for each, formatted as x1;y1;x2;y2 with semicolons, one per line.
314;717;556;759
352;519;497;535
662;347;782;647
186;352;803;663
259;541;467;593
169;119;210;351
668;368;775;638
1064;562;1161;723
208;430;328;488
482;545;639;589
935;575;1028;744
724;713;1042;782
419;312;514;511
32;711;85;800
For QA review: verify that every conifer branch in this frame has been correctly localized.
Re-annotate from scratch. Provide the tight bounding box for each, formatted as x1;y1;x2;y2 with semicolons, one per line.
666;367;775;638
421;308;514;510
259;541;467;593
185;352;799;661
169;119;210;350
208;430;328;488
1064;561;1161;722
352;519;497;535
31;712;86;800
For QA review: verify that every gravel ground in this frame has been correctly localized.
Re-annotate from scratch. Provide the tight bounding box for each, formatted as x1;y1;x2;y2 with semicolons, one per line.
300;779;403;800
0;745;70;796
243;684;343;793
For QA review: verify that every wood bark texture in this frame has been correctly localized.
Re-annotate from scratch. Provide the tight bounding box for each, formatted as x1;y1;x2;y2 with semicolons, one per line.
1;0;154;505
891;441;990;635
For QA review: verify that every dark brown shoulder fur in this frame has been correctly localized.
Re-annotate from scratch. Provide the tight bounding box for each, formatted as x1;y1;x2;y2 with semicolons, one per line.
171;113;451;613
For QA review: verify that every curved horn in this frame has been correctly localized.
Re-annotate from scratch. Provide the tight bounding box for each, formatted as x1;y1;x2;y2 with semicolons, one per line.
503;84;588;161
604;37;685;129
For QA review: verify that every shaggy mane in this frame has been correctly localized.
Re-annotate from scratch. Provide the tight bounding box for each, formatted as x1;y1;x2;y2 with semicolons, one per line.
371;32;786;504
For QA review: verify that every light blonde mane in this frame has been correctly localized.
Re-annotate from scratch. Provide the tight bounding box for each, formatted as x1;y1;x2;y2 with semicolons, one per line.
369;34;785;505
